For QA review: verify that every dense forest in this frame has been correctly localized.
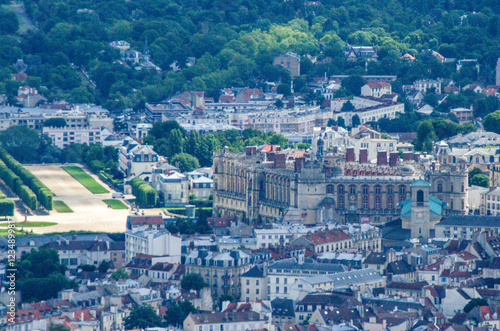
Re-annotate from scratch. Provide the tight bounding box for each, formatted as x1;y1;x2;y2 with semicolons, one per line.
0;0;499;113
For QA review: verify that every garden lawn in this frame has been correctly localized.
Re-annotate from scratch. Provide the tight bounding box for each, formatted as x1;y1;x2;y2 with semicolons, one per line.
62;166;109;194
0;221;57;227
53;200;74;213
102;199;128;209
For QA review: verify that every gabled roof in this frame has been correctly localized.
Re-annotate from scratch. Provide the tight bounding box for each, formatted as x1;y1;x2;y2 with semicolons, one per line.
241;265;265;278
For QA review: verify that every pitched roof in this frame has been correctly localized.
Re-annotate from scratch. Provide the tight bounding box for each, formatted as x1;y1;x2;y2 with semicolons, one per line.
241;265;264;278
306;229;351;245
189;311;262;324
437;215;500;228
386;281;428;290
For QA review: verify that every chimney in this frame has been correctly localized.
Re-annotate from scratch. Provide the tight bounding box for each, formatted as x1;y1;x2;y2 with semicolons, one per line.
274;153;287;169
223;146;229;153
413;153;421;162
377;151;387;166
387;273;393;282
346;148;355;162
402;152;413;162
294;157;304;173
359;149;368;164
389;152;399;167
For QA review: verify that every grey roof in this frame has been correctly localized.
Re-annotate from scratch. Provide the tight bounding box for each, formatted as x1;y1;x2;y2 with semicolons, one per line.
362;297;424;311
268;258;347;273
241;265;264;278
271;298;295;317
14;234;114;248
300;268;382;287
437;215;500;228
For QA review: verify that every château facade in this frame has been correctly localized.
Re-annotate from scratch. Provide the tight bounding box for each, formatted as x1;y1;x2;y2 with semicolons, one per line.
212;145;468;225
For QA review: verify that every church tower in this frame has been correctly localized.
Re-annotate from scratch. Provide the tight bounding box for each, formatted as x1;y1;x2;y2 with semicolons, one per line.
410;179;431;238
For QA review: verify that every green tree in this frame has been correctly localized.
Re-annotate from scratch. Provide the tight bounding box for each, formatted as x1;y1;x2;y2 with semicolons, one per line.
341;76;365;96
110;268;129;280
470;174;489;188
415;121;437;152
0;9;19;34
98;260;111;273
124;305;162;330
181;273;207;292
337;117;346;128
352;114;361;127
277;83;291;96
0;126;47;163
165;301;197;327
43;118;67;127
341;101;355;112
170;153;200;172
16;249;76;302
484;110;500;134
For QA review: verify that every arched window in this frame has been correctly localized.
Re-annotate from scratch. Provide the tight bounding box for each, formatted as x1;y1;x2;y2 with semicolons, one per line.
375;185;381;194
362;185;369;195
417;190;424;206
375;196;381;209
387;185;393;195
437;182;443;193
350;185;356;195
214;165;218;174
450;199;454;210
461;184;465;192
338;185;344;195
327;184;334;194
363;196;368;209
451;184;454;192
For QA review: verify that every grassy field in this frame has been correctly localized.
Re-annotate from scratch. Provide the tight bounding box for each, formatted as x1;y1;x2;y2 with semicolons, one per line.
53;200;74;213
62;166;109;194
102;199;128;209
0;221;57;227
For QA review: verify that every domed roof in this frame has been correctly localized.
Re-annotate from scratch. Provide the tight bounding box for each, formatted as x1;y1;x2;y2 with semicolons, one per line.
458;155;468;163
399;164;415;175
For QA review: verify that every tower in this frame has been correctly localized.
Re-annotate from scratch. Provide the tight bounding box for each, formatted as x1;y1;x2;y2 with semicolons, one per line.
410;179;431;238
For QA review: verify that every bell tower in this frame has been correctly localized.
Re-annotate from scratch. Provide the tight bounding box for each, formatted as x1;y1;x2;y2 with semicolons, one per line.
410;179;431;238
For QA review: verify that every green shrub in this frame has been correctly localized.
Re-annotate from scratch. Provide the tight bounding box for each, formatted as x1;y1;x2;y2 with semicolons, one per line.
0;199;14;216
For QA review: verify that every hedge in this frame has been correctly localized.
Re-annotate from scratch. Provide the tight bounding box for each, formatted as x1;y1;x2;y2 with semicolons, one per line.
0;148;53;210
131;177;157;208
18;185;37;211
0;199;14;216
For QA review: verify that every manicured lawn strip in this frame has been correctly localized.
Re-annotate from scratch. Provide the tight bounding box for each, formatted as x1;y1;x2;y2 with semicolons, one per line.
53;200;74;213
0;221;57;227
102;199;128;209
62;166;109;194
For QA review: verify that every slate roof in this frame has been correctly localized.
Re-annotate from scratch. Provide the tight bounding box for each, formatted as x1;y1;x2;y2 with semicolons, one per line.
241;265;265;278
272;298;295;317
296;293;360;307
269;258;347;273
437;215;500;228
362;297;425;312
188;311;262;324
386;260;415;275
363;252;386;265
300;268;382;287
386;281;428;291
